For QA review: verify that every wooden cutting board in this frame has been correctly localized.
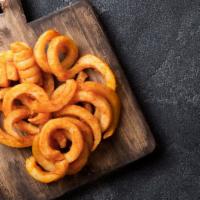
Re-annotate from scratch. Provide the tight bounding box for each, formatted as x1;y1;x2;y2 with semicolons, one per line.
0;0;155;199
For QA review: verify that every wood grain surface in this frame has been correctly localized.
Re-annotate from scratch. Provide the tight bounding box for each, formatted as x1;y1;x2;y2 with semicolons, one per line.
0;0;155;199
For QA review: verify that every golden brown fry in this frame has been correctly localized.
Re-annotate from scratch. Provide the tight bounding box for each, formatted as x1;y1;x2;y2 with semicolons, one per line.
0;87;11;100
2;79;77;115
76;71;93;112
47;35;78;81
26;156;68;183
2;82;50;116
71;90;112;132
11;42;42;85
76;71;88;83
0;128;33;148
31;79;77;113
67;143;89;175
55;105;101;151
34;29;60;73
79;81;120;138
3;108;36;143
15;121;40;135
28;112;51;125
63;54;116;90
0;60;9;87
63;117;93;151
5;50;19;81
42;73;54;96
39;118;84;163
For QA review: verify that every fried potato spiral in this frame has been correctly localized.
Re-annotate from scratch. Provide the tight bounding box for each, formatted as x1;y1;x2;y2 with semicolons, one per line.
11;42;42;85
26;117;90;183
34;29;78;78
0;51;19;87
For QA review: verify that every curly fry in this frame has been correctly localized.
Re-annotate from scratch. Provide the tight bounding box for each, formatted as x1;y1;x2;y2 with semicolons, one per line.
34;29;60;73
55;105;101;151
28;112;51;125
47;35;78;80
15;121;40;135
67;143;89;175
71;90;112;132
2;80;76;115
76;71;88;83
42;73;54;97
3;108;37;143
0;129;33;148
11;42;42;85
79;81;120;138
5;50;19;81
26;73;54;124
26;156;68;183
76;71;93;113
63;54;116;90
39;118;84;163
0;52;9;87
63;117;93;151
33;135;68;172
31;79;77;113
2;82;50;116
0;87;11;100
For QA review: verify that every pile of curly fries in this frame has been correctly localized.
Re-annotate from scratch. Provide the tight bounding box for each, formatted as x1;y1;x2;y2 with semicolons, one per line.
0;29;120;183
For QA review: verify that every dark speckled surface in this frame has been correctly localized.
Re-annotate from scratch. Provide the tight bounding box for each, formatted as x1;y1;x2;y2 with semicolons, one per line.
22;0;200;199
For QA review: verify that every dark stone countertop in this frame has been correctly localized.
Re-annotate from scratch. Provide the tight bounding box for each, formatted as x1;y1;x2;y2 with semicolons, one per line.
22;0;200;199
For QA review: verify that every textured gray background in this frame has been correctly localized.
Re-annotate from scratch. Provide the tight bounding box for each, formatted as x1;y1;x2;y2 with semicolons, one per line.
21;0;200;199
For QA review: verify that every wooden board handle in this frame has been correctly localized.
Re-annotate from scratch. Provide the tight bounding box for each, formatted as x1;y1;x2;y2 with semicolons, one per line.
0;0;36;45
0;0;26;26
0;0;8;9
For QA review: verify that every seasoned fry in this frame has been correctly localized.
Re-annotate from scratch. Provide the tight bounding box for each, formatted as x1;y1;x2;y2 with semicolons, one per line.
76;71;88;83
47;35;78;81
55;105;101;151
67;143;89;175
3;108;37;143
2;82;50;116
26;156;68;183
39;118;84;163
76;71;93;112
42;73;54;96
15;121;40;135
0;129;33;148
0;52;9;87
30;79;77;113
71;90;112;132
5;50;19;81
63;54;116;90
78;81;120;138
28;112;51;125
11;42;42;85
34;29;60;73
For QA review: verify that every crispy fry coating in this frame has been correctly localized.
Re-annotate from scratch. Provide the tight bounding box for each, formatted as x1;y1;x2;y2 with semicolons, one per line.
71;90;112;132
64;54;116;90
3;108;36;143
11;42;42;85
47;35;78;80
39;118;84;163
34;29;60;73
55;105;101;151
78;81;121;138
